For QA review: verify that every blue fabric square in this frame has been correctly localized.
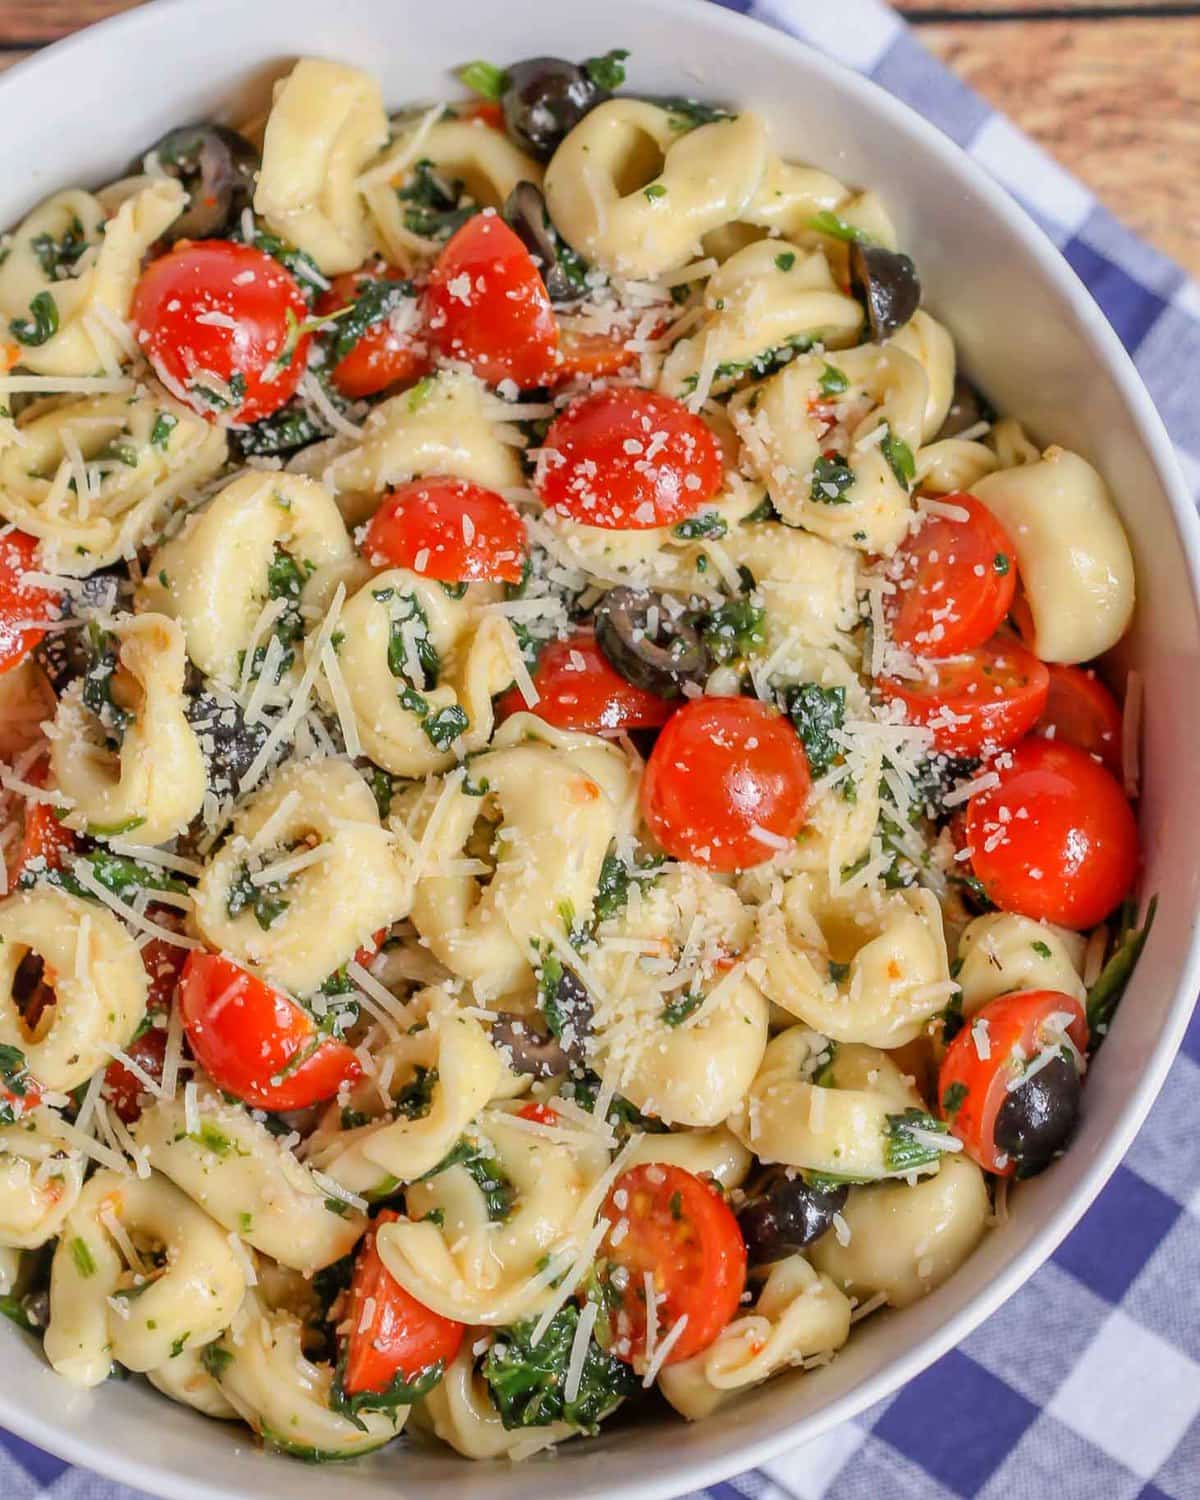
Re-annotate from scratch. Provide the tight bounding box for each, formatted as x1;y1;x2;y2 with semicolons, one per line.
872;1349;1038;1496
1137;1487;1175;1500
1053;1164;1182;1303
709;0;757;12
0;1429;70;1487
870;33;991;148
1063;236;1170;353
1181;994;1200;1066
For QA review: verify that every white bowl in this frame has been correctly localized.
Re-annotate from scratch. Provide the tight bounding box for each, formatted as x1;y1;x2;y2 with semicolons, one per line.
2;1;1198;1496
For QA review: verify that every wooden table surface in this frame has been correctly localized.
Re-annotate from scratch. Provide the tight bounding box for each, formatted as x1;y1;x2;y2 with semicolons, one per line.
0;0;1195;276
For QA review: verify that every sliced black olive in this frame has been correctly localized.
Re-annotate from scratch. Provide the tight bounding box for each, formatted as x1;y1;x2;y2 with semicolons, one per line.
502;181;579;304
185;687;271;798
491;1014;569;1078
33;570;126;692
994;1053;1081;1178
736;1173;849;1265
501;58;607;161
145;124;259;243
594;587;707;700
934;375;996;442
849;242;921;342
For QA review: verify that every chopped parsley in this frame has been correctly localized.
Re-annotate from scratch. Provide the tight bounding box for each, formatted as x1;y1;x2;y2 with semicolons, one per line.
329;277;415;363
881;427;916;489
455;60;509;100
149;411;178;450
671;511;727;541
941;1081;968;1118
421;1137;514;1221
699;596;767;664
1031;940;1053;960
818;362;849;397
10;290;59;346
31;215;89;279
661;990;704;1027
583;48;630;90
226;860;289;932
809;454;856;504
398;159;476;241
806;210;871;244
774;251;796;272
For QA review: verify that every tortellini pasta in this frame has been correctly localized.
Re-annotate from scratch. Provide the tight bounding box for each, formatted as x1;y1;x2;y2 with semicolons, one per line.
0;1111;85;1249
49;612;207;843
255;59;389;274
416;1343;574;1459
955;912;1086;1016
0;886;147;1093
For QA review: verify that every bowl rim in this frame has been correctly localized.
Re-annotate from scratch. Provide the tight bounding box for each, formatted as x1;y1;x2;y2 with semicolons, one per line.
0;1;1198;1496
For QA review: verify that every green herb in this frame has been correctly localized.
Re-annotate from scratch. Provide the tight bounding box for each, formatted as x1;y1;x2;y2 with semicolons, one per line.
330;1349;445;1430
189;1122;234;1157
70;1237;97;1278
774;251;796;272
941;1081;968;1118
1031;940;1053;960
643;183;667;202
661;990;704;1027
994;552;1011;576
369;768;397;820
394;1065;438;1120
741;494;781;525
237;1212;253;1233
583;48;630;90
806;210;871;244
1086;896;1157;1040
880;427;916;489
423;703;468;751
149;411;178;450
661;96;734;130
483;1304;637;1432
324;1197;350;1218
407;375;435;412
52;850;185;904
818;362;849;397
784;682;846;778
170;1333;190;1359
671;512;727;541
10;290;59;346
810;454;855;504
231;224;323;298
440;581;469;600
398;159;476;241
330;277;415;363
592;850;664;926
700;596;767;664
422;1137;515;1221
680;334;814;393
828;960;850;985
456;59;509;100
202;1344;233;1379
31;215;89;279
188;370;246;412
0;1043;31;1103
231;400;330;459
0;1293;33;1332
883;1109;950;1174
226;861;289;932
374;587;440;686
80;625;132;745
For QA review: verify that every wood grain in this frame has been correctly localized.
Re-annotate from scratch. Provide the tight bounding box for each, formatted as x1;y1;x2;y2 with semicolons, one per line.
0;0;1196;276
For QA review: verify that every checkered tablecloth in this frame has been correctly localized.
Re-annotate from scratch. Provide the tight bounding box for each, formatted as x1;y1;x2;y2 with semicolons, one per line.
3;1;1199;1497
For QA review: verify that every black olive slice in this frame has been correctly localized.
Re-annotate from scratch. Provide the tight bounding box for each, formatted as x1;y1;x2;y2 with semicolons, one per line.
501;181;578;304
594;587;707;699
491;1014;570;1079
736;1173;849;1265
501;57;607;161
994;1053;1081;1178
146;124;260;243
849;242;921;342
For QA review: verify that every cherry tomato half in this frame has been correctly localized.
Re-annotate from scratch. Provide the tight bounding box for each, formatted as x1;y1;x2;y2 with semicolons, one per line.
551;327;638;384
964;738;1138;929
939;989;1088;1175
517;1101;559;1126
536;388;723;530
132;240;309;424
0;531;58;674
362;477;526;584
341;1209;465;1397
315;262;428;400
598;1163;746;1369
640;696;811;871
877;633;1049;757
425;213;557;388
887;493;1017;656
5;799;75;889
179;951;361;1110
1036;663;1123;778
104;929;188;1122
496;631;674;733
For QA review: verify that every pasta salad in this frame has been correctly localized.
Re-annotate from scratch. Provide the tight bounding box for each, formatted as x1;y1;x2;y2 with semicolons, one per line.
0;47;1153;1463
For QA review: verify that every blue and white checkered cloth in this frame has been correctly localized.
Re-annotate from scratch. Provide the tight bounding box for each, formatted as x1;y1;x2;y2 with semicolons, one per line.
3;1;1199;1496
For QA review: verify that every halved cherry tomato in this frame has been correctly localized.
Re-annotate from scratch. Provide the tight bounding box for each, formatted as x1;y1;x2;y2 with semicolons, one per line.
5;801;75;889
536;388;723;530
939;989;1088;1175
964;738;1138;929
425;212;557;388
315;262;428;400
517;1101;559;1125
131;240;309;423
886;493;1017;656
0;531;58;674
598;1163;746;1368
1036;663;1123;778
179;951;361;1110
341;1208;465;1397
551;328;637;384
496;631;674;733
103;928;188;1122
461;99;505;130
640;696;810;871
877;634;1049;757
362;477;526;584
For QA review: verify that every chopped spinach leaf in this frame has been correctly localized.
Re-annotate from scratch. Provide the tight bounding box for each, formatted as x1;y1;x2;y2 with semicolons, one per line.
1086;896;1157;1041
817;362;849;397
583;49;630;90
672;511;727;540
661;990;704;1027
880;427;916;489
10;290;59;346
810;454;855;504
784;682;846;778
806;210;872;244
699;596;766;664
483;1304;637;1432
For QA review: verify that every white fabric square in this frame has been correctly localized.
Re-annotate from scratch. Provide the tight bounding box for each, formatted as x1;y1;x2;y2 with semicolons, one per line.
763;0;902;73
1049;1309;1200;1478
968;114;1094;233
762;1420;869;1500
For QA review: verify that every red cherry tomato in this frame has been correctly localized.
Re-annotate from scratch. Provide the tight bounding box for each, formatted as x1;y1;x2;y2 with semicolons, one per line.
640;696;810;871
536;388;723;530
887;493;1018;656
598;1163;746;1368
178;952;361;1110
517;1101;559;1125
964;738;1138;929
315;263;428;400
551;328;637;384
496;631;674;733
0;531;58;674
1036;663;1123;778
131;240;310;423
939;989;1088;1175
103;930;188;1122
425;213;557;388
462;100;505;130
362;477;526;584
5;801;75;889
341;1208;465;1397
877;634;1050;757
